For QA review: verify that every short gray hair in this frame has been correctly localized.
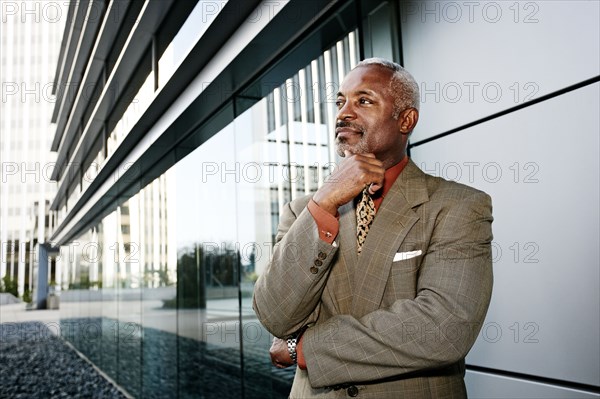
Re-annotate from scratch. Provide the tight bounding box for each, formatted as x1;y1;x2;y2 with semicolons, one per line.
355;57;420;118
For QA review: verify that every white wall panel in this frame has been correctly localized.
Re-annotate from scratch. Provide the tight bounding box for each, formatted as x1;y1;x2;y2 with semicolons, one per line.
466;371;600;398
401;0;600;140
410;83;599;386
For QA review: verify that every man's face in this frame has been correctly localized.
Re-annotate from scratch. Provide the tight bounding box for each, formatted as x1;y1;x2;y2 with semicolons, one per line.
334;65;407;167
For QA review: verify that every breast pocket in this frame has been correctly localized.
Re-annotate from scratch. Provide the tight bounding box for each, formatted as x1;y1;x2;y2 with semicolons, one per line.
385;249;424;302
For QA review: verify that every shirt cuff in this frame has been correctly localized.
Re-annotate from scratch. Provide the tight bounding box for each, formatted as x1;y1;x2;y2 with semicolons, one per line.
307;199;339;244
297;334;306;370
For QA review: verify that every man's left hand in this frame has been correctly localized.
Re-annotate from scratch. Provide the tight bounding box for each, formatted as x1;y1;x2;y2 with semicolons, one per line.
270;337;294;368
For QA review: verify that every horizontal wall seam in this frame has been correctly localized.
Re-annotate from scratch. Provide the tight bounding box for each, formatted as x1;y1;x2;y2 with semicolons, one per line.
409;75;600;149
466;364;600;394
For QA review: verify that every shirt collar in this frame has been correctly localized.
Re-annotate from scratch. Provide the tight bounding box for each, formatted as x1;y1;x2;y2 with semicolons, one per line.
372;155;409;209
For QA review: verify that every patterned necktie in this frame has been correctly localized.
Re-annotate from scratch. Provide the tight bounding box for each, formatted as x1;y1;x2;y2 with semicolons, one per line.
356;188;376;255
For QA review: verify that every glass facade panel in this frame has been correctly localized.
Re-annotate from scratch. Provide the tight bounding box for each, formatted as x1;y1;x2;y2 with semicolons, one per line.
234;101;283;399
116;200;143;397
173;123;243;398
140;172;179;398
100;212;119;382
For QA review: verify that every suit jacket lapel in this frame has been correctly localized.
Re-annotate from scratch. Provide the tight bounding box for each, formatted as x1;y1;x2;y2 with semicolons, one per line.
351;160;430;318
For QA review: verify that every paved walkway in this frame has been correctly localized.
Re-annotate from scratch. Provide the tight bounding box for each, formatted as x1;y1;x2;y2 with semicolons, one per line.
0;302;60;326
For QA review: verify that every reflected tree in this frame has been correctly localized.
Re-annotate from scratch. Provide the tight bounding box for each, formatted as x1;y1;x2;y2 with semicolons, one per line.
164;243;242;309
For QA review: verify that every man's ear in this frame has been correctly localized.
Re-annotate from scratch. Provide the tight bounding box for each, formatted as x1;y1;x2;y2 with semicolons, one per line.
398;108;419;134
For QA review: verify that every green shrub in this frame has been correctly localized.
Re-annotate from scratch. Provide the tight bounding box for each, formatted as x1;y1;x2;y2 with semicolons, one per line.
0;275;18;297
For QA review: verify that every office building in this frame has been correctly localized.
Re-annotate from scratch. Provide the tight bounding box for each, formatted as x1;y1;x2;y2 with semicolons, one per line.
1;0;65;300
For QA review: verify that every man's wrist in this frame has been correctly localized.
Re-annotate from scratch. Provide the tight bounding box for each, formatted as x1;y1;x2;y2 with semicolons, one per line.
312;192;338;216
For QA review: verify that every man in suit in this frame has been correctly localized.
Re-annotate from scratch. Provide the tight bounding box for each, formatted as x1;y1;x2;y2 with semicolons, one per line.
253;57;493;398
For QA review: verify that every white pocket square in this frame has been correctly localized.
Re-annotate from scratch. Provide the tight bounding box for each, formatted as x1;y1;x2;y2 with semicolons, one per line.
393;250;422;262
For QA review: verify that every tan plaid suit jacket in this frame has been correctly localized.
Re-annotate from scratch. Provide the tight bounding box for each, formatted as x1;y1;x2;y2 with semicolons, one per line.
253;159;493;398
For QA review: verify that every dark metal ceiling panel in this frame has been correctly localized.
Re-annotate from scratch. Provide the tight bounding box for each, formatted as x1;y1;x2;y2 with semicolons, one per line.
51;0;90;123
50;0;177;182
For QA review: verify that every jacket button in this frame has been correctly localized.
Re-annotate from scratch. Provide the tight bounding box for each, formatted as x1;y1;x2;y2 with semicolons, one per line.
310;266;318;274
314;259;323;266
318;251;327;260
347;385;358;397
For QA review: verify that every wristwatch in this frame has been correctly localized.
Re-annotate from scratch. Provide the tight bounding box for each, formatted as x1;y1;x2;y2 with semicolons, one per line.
287;337;298;364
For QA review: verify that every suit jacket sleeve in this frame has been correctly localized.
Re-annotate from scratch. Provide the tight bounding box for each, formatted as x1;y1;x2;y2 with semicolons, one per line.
302;190;493;387
252;197;339;338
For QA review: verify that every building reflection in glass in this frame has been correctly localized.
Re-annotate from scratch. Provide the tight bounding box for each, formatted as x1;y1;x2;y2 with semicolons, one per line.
57;32;358;398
